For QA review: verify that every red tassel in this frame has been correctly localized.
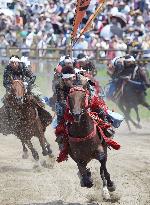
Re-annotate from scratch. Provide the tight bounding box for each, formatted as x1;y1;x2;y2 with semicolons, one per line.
56;143;69;163
90;96;108;113
97;126;120;150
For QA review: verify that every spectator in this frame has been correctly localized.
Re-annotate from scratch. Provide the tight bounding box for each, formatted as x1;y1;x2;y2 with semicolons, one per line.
0;0;149;61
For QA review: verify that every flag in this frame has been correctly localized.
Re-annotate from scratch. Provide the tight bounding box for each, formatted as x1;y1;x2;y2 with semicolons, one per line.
79;0;105;35
71;0;91;42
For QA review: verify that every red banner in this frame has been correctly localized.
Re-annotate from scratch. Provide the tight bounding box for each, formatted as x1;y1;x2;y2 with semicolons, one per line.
80;0;105;35
71;0;91;42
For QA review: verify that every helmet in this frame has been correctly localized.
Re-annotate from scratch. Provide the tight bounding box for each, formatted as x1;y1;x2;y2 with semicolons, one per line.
9;56;21;63
62;66;75;79
124;55;135;68
77;53;88;62
111;56;122;67
124;55;135;62
64;55;72;64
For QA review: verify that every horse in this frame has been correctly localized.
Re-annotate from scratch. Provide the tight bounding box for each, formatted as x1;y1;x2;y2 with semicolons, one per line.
113;71;150;131
64;86;116;200
0;79;53;161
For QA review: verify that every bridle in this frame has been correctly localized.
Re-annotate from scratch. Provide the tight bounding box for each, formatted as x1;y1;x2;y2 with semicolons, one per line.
67;86;89;120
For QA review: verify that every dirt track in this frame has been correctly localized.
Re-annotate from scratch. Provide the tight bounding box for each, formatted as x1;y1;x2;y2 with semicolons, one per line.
0;118;150;205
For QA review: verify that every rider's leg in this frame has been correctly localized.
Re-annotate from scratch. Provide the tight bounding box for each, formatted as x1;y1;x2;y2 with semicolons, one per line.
55;101;66;150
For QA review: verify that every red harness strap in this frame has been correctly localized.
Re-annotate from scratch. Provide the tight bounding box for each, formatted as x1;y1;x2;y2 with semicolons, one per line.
69;122;97;142
89;112;120;150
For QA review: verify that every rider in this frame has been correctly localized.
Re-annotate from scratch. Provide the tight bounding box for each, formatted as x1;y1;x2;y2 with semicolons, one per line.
3;55;35;92
75;53;97;77
106;55;134;99
3;55;52;129
54;65;76;124
107;54;150;99
118;55;150;92
54;63;122;154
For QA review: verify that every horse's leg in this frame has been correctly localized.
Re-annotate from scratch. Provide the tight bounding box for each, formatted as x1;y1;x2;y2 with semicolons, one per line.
97;147;115;200
25;139;39;161
77;161;93;188
118;103;131;131
21;139;29;159
119;102;140;130
35;120;50;156
125;107;142;129
44;138;53;156
134;106;142;128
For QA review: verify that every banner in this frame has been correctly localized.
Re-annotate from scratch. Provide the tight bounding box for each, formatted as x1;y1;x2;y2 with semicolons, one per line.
79;0;105;36
71;0;91;42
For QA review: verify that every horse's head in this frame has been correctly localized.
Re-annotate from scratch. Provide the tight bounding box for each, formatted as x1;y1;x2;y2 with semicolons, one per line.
68;86;88;122
11;80;26;104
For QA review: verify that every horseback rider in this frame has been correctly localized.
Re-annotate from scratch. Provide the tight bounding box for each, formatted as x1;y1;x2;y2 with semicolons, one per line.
3;55;35;92
107;54;150;100
119;55;149;91
54;65;76;124
54;63;122;152
75;53;97;77
3;55;52;129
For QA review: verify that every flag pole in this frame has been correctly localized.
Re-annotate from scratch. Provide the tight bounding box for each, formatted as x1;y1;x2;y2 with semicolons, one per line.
72;0;105;47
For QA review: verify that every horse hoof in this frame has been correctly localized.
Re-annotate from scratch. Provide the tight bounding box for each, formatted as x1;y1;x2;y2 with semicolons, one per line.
33;161;42;171
42;150;48;156
107;181;116;192
49;153;54;158
87;169;92;177
81;177;93;188
22;152;29;159
136;124;142;129
33;152;39;161
48;148;53;155
102;186;111;200
81;181;93;188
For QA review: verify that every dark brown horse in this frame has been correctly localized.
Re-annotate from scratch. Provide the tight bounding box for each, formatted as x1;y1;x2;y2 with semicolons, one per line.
116;67;150;131
0;79;53;161
117;82;150;130
67;86;116;200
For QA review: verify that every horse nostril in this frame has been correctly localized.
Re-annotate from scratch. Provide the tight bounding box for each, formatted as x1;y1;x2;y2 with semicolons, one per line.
74;114;81;122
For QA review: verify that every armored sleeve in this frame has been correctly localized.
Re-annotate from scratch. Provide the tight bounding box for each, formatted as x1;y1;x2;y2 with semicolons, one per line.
55;78;65;102
23;66;36;85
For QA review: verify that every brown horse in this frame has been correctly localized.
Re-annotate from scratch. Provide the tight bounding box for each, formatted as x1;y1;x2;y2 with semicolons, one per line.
0;79;53;161
67;86;116;200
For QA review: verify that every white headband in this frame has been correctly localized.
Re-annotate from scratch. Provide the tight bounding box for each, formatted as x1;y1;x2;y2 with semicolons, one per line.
9;57;21;63
74;68;86;74
125;56;135;62
77;57;87;62
62;74;75;79
64;58;72;63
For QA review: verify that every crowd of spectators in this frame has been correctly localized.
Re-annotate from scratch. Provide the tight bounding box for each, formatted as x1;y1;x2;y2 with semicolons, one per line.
0;0;150;60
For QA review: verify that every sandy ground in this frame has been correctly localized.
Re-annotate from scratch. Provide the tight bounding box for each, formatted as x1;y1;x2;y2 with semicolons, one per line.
0;117;150;205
